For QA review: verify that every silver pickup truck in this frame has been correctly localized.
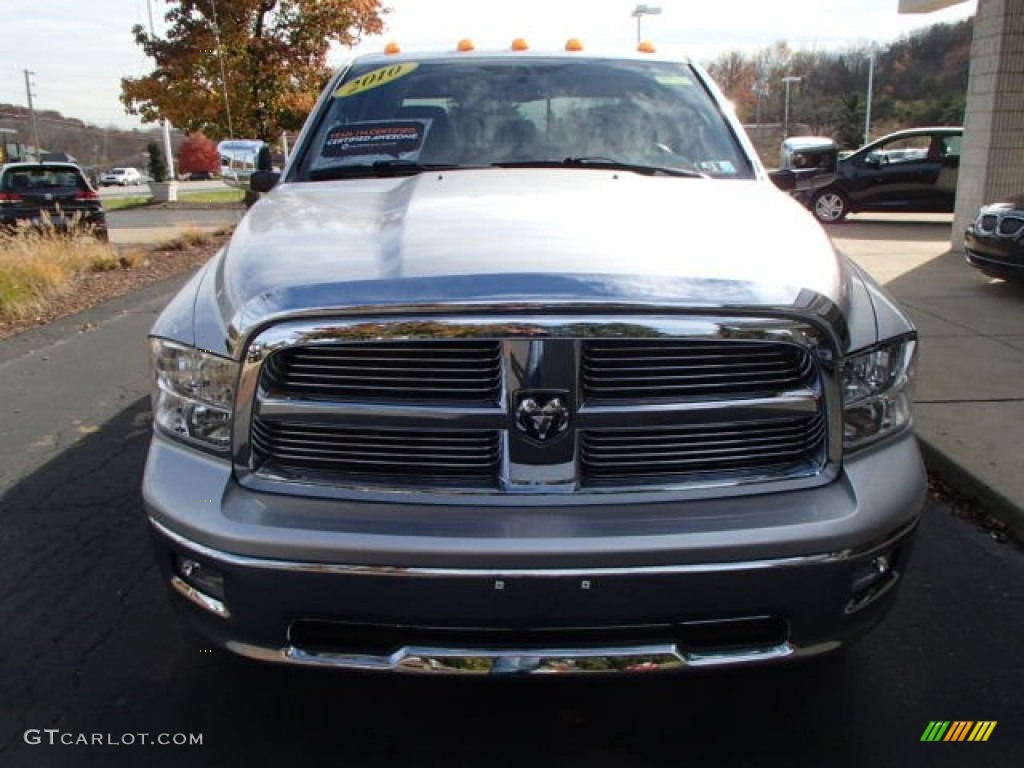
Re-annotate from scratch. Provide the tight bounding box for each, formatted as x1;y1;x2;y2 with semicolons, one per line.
144;47;924;675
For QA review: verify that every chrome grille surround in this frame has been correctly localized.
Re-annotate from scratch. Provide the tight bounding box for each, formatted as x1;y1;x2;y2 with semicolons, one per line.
234;314;841;504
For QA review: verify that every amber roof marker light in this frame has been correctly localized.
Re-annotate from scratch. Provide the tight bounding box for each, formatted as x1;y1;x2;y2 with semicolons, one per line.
456;39;476;52
565;38;584;52
383;41;401;55
511;38;529;51
638;41;657;54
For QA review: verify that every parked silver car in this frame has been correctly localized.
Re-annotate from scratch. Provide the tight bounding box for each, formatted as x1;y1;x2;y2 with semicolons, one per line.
144;47;925;675
99;166;143;186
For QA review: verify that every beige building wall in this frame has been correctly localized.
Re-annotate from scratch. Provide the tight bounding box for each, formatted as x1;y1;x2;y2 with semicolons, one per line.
952;0;1024;247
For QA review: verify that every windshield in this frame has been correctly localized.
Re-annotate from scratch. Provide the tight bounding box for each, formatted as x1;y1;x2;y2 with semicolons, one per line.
296;56;753;180
2;166;87;191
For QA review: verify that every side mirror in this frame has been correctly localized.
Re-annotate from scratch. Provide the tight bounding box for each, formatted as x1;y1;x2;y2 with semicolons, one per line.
257;145;272;172
250;170;280;193
768;169;796;192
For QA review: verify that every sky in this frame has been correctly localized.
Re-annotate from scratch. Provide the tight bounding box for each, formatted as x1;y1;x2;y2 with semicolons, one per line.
0;0;977;131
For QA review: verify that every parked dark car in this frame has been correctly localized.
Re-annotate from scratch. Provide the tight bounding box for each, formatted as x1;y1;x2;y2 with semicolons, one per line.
964;195;1024;280
0;162;107;239
808;127;962;223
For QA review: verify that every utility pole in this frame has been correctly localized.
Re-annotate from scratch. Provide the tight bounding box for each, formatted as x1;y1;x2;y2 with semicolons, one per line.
864;50;876;146
23;69;41;161
146;0;176;180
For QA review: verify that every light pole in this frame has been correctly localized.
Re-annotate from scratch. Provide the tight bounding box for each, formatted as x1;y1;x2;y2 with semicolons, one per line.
753;79;769;129
146;0;176;180
864;50;876;146
781;75;801;139
209;0;235;139
23;70;41;160
631;4;662;45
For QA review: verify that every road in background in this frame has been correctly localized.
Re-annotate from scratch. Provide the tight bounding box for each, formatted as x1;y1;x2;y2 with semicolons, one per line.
105;205;244;245
97;179;231;200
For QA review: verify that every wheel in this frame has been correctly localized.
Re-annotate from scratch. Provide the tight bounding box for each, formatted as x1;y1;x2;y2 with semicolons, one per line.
811;188;850;223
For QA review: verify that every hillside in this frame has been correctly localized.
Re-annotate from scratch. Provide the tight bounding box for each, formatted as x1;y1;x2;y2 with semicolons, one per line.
0;104;182;170
707;17;973;150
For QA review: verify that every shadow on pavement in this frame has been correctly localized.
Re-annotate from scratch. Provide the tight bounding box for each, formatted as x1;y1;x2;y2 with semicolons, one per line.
0;397;864;766
3;398;1020;767
826;218;954;243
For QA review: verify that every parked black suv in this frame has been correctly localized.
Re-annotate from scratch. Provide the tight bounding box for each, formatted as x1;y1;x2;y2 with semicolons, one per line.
807;127;962;223
0;162;107;239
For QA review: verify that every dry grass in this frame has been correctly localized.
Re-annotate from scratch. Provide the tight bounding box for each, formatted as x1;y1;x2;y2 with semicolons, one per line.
0;228;120;321
161;225;212;251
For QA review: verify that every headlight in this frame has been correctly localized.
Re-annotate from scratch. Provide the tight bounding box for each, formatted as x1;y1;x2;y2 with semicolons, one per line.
841;336;917;451
150;338;239;452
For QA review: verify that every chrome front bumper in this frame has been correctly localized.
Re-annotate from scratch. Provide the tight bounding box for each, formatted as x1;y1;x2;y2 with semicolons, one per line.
227;637;837;676
150;515;915;675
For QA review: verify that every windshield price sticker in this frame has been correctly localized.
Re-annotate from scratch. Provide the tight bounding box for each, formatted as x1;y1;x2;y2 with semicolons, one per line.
322;120;428;159
334;62;419;98
655;75;692;86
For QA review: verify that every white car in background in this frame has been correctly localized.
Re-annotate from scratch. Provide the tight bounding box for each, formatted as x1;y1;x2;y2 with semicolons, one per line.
99;167;143;186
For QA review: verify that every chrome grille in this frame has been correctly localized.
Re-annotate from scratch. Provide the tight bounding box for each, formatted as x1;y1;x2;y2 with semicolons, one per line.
262;341;501;404
582;340;814;402
581;414;826;482
252;420;500;485
240;317;835;496
998;216;1023;237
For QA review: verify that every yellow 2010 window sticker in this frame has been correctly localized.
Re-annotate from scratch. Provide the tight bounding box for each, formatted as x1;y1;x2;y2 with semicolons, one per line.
335;62;419;98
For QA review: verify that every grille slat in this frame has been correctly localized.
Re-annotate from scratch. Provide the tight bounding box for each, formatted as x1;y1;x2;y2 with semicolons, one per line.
264;341;502;404
582;340;814;402
583;423;813;444
583;433;820;457
581;415;825;481
998;216;1023;236
253;420;500;482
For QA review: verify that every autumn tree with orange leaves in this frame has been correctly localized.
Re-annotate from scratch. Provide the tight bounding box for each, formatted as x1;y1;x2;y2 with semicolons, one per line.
121;0;386;142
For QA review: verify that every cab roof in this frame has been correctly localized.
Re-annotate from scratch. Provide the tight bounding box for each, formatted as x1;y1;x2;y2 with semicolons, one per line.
349;47;692;68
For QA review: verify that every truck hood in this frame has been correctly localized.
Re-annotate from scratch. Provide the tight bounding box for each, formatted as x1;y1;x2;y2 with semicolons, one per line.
195;169;860;355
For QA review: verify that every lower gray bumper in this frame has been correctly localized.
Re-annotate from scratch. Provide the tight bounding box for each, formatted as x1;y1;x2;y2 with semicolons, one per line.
149;514;916;674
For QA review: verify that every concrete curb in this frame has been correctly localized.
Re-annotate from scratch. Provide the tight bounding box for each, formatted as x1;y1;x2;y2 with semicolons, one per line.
106;201;244;213
917;435;1024;544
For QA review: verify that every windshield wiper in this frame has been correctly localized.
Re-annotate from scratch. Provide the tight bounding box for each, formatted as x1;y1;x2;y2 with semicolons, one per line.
308;160;468;181
492;157;708;178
